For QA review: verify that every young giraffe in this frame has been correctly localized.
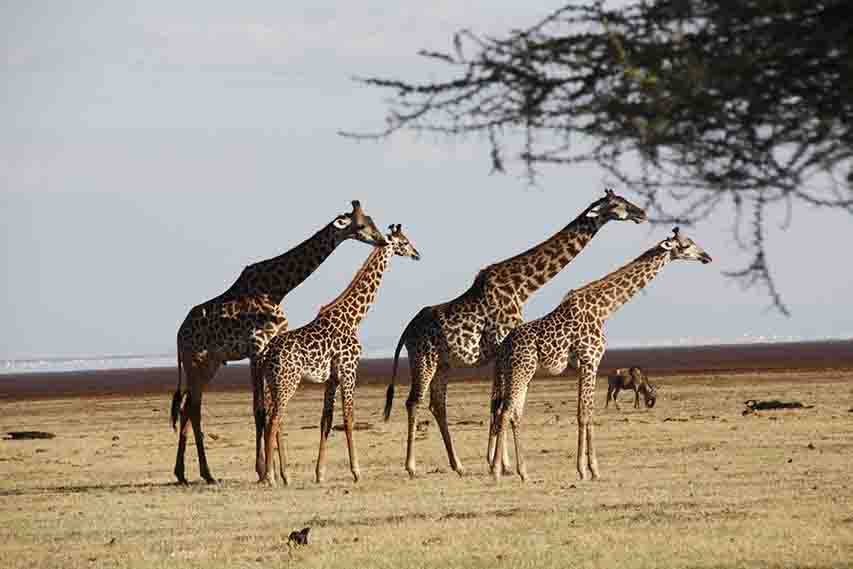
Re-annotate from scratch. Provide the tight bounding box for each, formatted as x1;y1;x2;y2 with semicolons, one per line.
384;189;647;477
173;200;386;485
489;227;712;482
257;224;421;486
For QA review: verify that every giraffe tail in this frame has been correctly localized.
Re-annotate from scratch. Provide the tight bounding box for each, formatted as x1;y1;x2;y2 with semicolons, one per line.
384;319;411;422
171;341;185;431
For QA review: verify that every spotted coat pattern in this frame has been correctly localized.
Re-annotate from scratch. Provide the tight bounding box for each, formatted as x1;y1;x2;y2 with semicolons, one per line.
257;226;420;486
385;190;647;477
489;228;712;482
172;201;386;485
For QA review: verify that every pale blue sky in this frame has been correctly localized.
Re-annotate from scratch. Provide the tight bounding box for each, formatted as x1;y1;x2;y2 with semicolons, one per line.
2;1;851;360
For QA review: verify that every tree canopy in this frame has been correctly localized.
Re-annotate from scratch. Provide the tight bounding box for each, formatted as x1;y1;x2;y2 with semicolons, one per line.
343;0;852;314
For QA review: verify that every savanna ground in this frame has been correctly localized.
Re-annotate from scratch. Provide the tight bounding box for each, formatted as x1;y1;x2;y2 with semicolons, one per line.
2;369;852;568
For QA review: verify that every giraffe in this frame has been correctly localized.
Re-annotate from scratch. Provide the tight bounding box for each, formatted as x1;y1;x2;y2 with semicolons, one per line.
384;188;647;478
172;200;387;485
488;227;712;482
256;224;421;485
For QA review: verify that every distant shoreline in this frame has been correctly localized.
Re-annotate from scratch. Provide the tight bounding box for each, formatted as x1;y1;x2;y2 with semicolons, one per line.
2;339;852;401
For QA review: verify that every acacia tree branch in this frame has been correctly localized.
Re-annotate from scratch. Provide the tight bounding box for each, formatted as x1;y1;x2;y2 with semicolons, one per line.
344;0;853;315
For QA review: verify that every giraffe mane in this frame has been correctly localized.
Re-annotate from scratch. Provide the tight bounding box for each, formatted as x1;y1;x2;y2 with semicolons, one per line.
318;246;384;315
483;202;602;273
573;246;662;296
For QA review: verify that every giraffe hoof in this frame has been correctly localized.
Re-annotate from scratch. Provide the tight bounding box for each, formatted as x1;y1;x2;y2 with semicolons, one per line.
203;476;219;485
175;478;189;486
455;467;466;478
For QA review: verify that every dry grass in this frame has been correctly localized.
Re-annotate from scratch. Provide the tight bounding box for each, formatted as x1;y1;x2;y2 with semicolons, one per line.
2;369;853;568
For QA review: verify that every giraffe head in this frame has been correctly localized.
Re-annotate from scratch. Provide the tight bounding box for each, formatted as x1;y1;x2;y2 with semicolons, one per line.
332;200;388;246
659;227;713;264
585;188;647;224
386;224;421;261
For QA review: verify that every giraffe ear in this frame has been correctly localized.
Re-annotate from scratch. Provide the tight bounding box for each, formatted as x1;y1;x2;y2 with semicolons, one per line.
333;216;352;230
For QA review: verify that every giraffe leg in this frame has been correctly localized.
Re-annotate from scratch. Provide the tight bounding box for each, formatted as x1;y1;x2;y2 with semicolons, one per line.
254;405;266;481
490;388;512;477
486;395;499;467
276;420;289;486
260;410;277;487
487;414;512;475
252;360;266;481
501;435;512;476
429;364;464;476
486;366;503;467
404;350;437;478
511;410;528;483
576;422;589;481
492;368;532;481
586;417;600;480
633;388;640;409
315;378;337;484
339;368;361;483
605;385;613;408
262;371;297;486
187;391;216;484
490;404;509;482
173;398;191;485
173;358;198;484
174;362;218;484
576;362;601;481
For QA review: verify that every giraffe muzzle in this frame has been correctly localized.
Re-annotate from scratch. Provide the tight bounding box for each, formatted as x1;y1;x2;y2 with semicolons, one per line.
630;209;648;224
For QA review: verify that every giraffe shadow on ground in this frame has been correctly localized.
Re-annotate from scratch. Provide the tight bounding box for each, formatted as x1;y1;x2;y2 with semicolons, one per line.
0;479;244;498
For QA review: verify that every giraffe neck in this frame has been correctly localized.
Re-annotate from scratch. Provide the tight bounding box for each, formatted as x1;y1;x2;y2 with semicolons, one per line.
219;222;343;304
317;245;392;331
573;247;671;320
487;211;606;305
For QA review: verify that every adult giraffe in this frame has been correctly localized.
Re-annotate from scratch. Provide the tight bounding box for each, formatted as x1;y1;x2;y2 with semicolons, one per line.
384;189;646;477
173;200;386;484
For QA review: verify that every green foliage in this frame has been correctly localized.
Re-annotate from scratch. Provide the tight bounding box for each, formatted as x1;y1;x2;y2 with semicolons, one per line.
345;0;853;314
